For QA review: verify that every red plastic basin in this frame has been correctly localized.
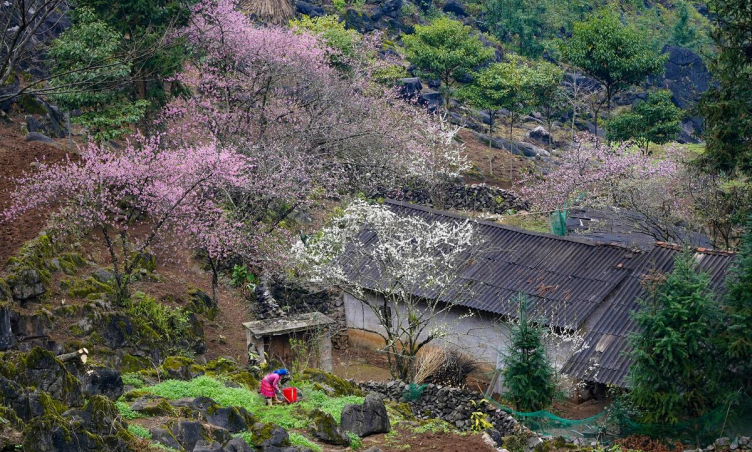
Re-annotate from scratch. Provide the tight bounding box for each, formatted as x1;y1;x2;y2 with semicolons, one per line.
283;387;298;404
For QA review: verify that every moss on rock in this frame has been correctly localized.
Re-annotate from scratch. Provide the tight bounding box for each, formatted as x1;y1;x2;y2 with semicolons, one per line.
302;368;362;397
61;276;113;299
250;422;290;448
227;371;259;390
121;355;151;374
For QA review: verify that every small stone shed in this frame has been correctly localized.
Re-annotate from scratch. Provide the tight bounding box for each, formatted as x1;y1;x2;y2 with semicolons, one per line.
242;312;335;372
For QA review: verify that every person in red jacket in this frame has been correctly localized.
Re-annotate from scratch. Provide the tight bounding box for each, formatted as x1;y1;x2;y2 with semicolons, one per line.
259;368;289;405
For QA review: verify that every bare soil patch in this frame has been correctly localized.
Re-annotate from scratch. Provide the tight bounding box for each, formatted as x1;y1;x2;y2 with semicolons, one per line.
361;426;499;452
0;122;73;264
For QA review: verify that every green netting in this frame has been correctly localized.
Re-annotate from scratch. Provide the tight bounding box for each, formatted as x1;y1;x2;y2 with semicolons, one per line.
486;397;608;439
549;207;568;236
404;383;428;401
485;395;752;445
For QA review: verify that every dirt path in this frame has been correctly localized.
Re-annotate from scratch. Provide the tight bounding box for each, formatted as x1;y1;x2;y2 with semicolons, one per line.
0;122;73;264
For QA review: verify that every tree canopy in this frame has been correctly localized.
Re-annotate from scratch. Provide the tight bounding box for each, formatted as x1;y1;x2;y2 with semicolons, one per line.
561;9;666;116
403;17;494;106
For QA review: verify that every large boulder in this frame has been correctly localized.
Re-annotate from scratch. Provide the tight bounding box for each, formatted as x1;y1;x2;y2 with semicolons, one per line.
296;1;325;17
81;367;124;400
309;408;350;446
527;126;552;144
0;377;57;422
443;1;468;17
340;392;390;437
24;132;59;146
249;422;312;451
17;347;83;408
656;45;711;109
151;419;232;452
225;436;255;452
177;396;256;433
7;269;46;301
397;77;422;100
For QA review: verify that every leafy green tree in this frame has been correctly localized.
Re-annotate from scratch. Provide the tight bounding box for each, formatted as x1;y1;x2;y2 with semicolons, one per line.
48;8;149;141
502;294;556;412
671;1;699;48
560;9;666;132
697;0;752;175
607;90;682;153
75;0;192;103
723;219;752;394
402;17;495;108
528;59;564;135
627;248;724;424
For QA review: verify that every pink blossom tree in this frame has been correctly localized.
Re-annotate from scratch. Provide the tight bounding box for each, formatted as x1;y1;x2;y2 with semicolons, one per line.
3;135;253;305
519;135;693;243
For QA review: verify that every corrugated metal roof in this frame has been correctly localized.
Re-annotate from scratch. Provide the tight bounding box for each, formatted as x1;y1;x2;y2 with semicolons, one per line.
346;200;640;329
562;243;736;387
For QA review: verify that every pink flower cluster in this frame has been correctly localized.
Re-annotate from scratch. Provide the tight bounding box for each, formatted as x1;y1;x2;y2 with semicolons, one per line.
519;135;686;215
4;134;253;261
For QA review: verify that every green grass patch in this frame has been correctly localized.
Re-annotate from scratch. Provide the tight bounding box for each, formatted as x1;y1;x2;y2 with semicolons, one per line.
289;432;322;452
347;431;363;450
128;424;151;439
116;401;142;420
121;372;145;388
142;376;364;429
233;431;253;446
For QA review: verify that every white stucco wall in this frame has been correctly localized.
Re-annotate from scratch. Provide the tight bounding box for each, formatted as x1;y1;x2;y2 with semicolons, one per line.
343;291;577;391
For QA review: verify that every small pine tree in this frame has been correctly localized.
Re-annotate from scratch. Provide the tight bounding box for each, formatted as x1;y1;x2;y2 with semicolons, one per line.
627;248;724;424
724;219;752;394
502;295;556;412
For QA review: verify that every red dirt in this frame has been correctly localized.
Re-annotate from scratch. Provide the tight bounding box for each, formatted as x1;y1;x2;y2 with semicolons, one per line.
0;122;73;264
361;426;500;452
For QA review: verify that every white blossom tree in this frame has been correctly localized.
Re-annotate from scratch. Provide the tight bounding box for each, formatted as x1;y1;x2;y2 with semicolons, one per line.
294;199;477;381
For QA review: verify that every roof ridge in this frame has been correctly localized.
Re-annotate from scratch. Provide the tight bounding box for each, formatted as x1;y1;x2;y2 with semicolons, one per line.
654;241;737;256
384;199;638;252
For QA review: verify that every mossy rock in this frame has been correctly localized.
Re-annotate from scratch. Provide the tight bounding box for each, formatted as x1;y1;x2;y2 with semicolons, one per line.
250;422;291;448
130;252;156;272
121;389;151;402
0;405;23;449
302;368;362;397
54;304;82;318
5;268;49;301
188;288;218;320
227;371;259;390
309;408;350;446
60;276;113;299
17;347;84;408
0;279;11;302
205;357;239;375
131;397;176;417
16;95;47;115
121;354;151;374
48;252;86;276
386;401;415;421
161;355;199;381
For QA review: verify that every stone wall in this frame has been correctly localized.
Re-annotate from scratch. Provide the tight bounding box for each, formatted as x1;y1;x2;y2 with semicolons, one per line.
358;380;519;435
377;182;530;215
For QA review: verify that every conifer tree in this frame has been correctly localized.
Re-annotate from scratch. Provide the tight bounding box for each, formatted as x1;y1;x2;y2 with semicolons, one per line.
724;219;752;394
502;295;556;412
627;248;724;424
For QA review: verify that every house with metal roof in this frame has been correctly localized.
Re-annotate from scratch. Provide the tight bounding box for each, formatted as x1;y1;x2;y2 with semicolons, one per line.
342;200;735;393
